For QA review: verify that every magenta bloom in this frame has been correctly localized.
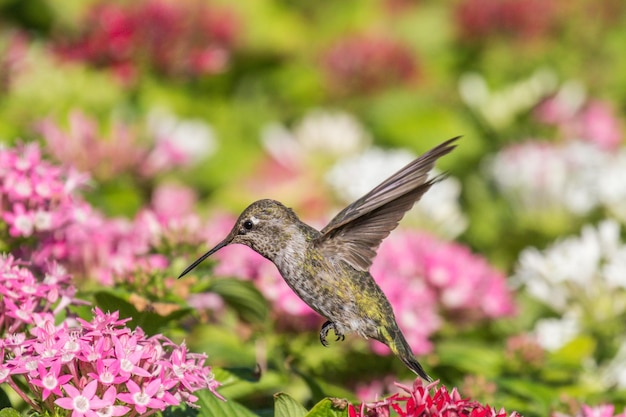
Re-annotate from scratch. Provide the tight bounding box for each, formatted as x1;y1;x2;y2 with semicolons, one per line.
54;0;238;82
0;254;77;336
321;33;417;96
55;380;107;417
117;379;165;414
29;361;72;400
370;230;515;356
455;0;555;41
350;379;520;417
2;307;221;415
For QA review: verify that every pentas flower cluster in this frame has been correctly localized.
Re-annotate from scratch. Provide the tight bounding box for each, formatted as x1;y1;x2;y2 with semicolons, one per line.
557;404;626;417
321;34;417;96
536;93;623;150
349;379;519;417
0;30;28;92
370;230;515;355
489;140;626;223
0;254;77;336
40;110;216;182
454;0;556;41
0;141;89;243
1;307;221;415
1;141;205;288
514;220;626;353
54;0;238;83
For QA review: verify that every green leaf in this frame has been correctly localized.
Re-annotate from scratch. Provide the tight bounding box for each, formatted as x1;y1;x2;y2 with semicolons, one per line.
550;335;596;368
305;398;350;417
498;378;557;407
195;389;260;417
207;278;269;325
0;386;12;409
436;340;503;377
274;392;308;417
0;408;21;417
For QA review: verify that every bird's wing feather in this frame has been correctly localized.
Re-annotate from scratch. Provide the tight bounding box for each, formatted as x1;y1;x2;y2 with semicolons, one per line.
315;137;459;271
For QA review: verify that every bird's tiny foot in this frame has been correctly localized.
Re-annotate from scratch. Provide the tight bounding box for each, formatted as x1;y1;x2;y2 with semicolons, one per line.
320;321;332;347
320;321;344;347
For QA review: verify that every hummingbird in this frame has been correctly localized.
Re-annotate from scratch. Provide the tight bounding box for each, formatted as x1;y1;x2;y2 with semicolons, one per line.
179;137;459;381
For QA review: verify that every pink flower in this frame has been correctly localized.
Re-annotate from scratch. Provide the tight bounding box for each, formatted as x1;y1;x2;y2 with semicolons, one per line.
88;359;127;386
455;0;555;41
54;0;238;81
2;203;34;237
350;379;520;417
55;380;108;417
151;183;197;220
579;101;623;150
30;361;72;400
96;386;130;417
117;379;165;414
2;307;221;414
321;33;417;96
370;230;515;356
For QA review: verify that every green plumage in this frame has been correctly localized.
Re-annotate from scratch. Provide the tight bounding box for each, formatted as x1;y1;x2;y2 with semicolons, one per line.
179;137;459;380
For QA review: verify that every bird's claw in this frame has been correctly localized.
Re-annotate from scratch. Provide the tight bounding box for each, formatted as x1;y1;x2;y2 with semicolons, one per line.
320;320;344;347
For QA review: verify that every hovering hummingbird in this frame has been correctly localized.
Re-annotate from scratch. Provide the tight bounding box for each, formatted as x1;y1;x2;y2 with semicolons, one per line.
179;137;459;381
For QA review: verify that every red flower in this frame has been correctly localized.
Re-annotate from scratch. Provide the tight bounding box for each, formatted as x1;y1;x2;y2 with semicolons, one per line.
321;34;417;96
455;0;556;42
54;0;238;83
352;379;520;417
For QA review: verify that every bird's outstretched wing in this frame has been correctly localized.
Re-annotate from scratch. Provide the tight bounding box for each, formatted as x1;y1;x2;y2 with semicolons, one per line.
315;137;459;271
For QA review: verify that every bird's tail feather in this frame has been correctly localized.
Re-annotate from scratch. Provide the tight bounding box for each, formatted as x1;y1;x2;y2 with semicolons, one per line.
387;327;433;382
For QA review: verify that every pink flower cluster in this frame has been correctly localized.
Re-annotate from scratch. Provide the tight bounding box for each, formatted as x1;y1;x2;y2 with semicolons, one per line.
55;0;238;83
1;141;203;286
1;307;220;416
557;405;626;417
0;141;89;242
370;230;515;355
349;379;519;417
0;254;77;336
39;111;198;182
0;30;28;92
455;0;555;41
321;34;417;96
535;97;623;150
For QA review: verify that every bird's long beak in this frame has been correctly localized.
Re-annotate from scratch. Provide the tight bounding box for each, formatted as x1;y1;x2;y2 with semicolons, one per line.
178;235;232;279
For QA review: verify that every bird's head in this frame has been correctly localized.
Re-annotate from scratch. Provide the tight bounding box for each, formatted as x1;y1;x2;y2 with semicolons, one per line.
178;199;299;278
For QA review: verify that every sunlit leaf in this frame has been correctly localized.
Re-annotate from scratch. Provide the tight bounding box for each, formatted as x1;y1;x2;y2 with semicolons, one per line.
274;392;307;417
305;398;350;417
207;278;269;325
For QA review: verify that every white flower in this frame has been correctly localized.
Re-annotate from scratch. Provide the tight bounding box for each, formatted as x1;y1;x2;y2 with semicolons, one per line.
534;316;580;351
489;140;626;219
147;109;217;163
459;69;558;129
601;341;626;388
326;147;467;238
326;147;415;202
514;220;626;318
260;109;370;165
294;109;371;156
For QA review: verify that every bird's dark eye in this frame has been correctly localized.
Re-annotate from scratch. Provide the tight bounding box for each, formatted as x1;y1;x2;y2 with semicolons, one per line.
243;220;254;230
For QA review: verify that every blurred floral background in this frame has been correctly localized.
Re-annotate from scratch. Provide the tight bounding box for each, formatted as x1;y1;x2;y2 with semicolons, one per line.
1;0;626;416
